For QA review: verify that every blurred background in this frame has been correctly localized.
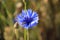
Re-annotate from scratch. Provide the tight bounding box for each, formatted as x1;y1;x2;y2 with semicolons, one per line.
0;0;60;40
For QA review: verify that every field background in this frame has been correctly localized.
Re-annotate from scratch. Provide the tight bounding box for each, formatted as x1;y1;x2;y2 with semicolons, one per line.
0;0;60;40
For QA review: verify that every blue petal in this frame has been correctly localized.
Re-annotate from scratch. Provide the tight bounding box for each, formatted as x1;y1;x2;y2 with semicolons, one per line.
29;21;38;28
20;23;28;29
23;24;28;29
21;10;27;17
27;9;32;17
16;14;25;23
33;17;39;23
16;19;23;24
16;20;22;26
31;11;38;18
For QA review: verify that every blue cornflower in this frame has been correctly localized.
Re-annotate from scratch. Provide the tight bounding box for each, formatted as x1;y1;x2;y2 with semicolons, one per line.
15;9;39;29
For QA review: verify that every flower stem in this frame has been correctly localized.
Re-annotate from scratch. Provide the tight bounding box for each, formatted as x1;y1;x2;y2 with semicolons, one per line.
27;30;29;40
23;0;26;10
24;29;29;40
24;29;27;40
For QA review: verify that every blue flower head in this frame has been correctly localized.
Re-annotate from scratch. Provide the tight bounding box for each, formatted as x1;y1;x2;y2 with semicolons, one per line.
15;9;39;29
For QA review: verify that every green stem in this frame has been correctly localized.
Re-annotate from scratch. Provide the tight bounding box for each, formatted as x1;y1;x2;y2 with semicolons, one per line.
24;29;27;40
25;2;26;10
27;30;29;40
23;0;26;10
24;29;29;40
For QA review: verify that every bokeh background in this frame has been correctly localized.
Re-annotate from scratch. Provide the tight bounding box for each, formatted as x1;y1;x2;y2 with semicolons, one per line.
0;0;60;40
